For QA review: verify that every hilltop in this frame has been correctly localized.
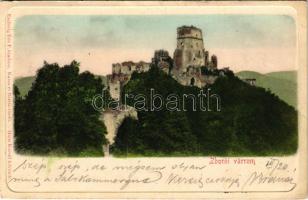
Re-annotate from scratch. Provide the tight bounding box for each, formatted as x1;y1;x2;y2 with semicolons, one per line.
111;66;298;156
15;71;296;110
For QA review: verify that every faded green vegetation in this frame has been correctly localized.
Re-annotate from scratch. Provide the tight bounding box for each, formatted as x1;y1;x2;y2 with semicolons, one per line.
14;61;108;156
14;76;35;97
236;71;297;108
15;75;106;97
16;71;297;109
111;66;298;156
14;64;298;157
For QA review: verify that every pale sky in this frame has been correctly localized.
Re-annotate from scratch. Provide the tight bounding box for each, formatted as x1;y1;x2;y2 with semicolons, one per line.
14;15;296;77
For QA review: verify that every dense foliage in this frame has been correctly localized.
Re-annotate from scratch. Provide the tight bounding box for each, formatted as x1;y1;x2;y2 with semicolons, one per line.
14;61;107;156
112;65;298;156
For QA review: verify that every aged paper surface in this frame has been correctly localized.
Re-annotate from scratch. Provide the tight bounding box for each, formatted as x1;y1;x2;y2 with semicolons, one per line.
0;1;307;199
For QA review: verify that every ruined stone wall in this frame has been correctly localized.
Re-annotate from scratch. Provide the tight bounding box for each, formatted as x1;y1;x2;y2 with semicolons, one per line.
101;106;138;145
108;61;150;100
108;79;121;101
112;63;122;74
112;61;149;76
137;62;150;72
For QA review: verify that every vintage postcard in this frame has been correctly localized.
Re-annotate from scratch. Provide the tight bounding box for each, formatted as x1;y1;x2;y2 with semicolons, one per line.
0;1;307;199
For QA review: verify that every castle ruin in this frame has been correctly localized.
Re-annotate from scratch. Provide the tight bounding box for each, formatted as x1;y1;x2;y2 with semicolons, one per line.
107;61;150;101
103;25;230;148
172;26;218;87
107;25;225;100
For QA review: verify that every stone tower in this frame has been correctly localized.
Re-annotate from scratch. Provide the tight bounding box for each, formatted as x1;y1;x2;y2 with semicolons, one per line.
173;26;206;75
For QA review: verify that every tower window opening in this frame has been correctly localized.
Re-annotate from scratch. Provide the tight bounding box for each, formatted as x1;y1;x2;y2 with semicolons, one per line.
190;78;195;86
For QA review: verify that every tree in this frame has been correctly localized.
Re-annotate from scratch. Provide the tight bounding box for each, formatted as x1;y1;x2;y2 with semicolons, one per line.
14;61;107;156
